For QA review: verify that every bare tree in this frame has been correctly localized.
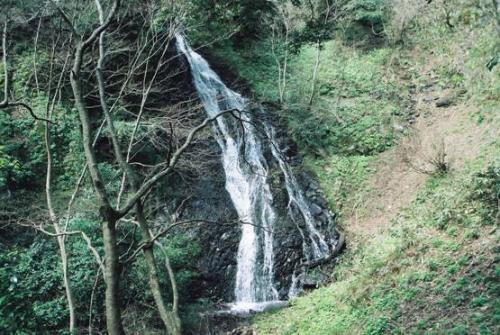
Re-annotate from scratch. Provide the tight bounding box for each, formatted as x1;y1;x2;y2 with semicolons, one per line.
0;19;51;122
92;1;183;331
3;1;237;333
399;133;450;175
269;1;300;104
49;1;234;333
306;0;344;106
387;0;426;44
39;30;77;334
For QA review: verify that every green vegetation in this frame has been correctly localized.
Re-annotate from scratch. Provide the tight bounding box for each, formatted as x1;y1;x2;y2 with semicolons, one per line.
255;155;499;335
248;0;499;333
215;39;405;157
1;0;498;334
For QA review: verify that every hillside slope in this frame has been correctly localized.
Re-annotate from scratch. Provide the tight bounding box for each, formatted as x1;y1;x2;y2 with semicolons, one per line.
248;4;499;333
253;78;499;334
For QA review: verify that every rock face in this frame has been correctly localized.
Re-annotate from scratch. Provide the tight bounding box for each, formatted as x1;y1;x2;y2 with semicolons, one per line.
156;46;341;304
166;108;340;302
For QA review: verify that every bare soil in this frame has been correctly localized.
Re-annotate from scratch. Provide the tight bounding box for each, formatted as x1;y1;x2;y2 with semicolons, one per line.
344;80;497;241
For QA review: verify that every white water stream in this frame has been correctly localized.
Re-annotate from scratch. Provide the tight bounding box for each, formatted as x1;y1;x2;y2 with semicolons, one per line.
176;34;330;309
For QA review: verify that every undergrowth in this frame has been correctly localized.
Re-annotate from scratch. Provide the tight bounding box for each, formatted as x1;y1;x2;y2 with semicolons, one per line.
254;155;499;334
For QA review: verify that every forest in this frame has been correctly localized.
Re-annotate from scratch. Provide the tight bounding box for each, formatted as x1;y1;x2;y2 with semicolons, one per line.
0;0;498;334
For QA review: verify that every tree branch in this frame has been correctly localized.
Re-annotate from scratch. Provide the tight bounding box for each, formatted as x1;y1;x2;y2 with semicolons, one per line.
117;109;238;217
48;0;80;39
82;0;120;51
6;102;54;123
1;20;7;107
123;218;270;264
19;220;105;273
0;20;53;123
302;231;345;268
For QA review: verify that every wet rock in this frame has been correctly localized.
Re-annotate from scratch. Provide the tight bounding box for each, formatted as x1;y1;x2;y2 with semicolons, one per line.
319;214;329;226
317;197;328;208
310;203;323;216
281;238;298;248
278;287;289;298
282;142;299;157
309;181;319;190
294;272;330;290
170;102;341;304
301;276;319;289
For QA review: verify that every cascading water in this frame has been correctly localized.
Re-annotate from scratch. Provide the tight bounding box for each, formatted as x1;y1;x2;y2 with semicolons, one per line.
266;125;330;262
176;34;332;309
176;35;279;308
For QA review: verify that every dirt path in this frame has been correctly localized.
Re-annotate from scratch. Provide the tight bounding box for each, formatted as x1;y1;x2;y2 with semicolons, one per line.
345;81;496;241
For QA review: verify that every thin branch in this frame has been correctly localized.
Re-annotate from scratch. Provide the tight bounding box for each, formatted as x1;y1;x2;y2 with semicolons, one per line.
117;109;239;217
302;231;345;268
155;241;178;314
82;0;120;51
0;20;53;123
1;20;7;106
123;218;269;264
7;102;54;123
49;0;80;38
20;220;105;272
88;268;102;335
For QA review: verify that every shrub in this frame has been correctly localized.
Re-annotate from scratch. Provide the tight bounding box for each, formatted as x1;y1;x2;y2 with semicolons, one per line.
468;164;500;224
400;135;450;176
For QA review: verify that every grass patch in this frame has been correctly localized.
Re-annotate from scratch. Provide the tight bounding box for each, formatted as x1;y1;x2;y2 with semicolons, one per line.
304;155;376;216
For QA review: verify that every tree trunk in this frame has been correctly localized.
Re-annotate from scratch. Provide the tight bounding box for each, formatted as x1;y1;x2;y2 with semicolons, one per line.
57;236;76;333
70;43;125;335
102;219;125;335
136;204;182;335
94;21;183;331
280;27;289;104
92;7;183;329
156;240;182;335
308;40;321;107
44;67;76;333
143;247;181;335
46;136;76;334
57;1;124;333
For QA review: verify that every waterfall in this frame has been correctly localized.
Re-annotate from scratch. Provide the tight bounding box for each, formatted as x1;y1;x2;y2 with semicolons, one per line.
176;34;331;308
176;35;279;306
266;125;330;262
